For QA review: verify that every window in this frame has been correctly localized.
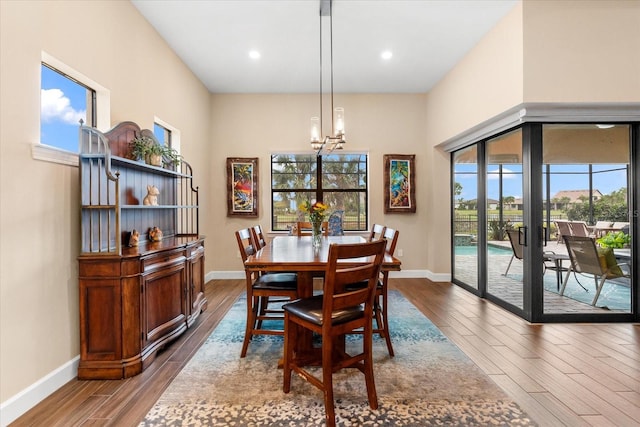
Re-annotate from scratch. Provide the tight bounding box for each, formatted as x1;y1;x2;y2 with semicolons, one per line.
35;53;109;166
40;63;95;152
271;153;368;232
154;122;172;148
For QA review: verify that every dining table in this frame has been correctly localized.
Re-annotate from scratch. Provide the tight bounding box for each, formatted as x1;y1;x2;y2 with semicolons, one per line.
244;235;402;299
244;234;402;364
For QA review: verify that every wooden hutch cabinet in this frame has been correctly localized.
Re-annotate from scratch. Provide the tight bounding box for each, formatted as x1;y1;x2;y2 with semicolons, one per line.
77;121;206;380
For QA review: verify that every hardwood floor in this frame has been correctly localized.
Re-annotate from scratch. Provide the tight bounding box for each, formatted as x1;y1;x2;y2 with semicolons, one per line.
10;278;640;426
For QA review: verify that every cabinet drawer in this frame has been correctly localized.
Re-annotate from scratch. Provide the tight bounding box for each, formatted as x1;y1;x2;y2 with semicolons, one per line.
142;249;186;273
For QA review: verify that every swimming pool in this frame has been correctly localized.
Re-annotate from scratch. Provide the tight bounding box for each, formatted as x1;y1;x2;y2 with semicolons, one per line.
454;245;511;256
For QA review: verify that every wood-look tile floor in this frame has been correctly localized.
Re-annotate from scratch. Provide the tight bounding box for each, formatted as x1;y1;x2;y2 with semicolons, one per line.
9;279;640;426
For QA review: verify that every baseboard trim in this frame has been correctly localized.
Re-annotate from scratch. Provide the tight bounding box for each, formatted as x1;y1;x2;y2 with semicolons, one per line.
0;356;80;427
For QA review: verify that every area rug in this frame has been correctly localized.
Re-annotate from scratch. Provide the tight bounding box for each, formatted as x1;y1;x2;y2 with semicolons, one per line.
140;291;536;426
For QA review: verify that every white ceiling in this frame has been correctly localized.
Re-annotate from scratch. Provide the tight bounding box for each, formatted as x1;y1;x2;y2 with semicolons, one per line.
132;0;518;94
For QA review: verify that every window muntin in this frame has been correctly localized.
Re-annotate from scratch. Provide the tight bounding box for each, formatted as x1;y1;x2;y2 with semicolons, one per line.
40;63;96;153
271;153;368;232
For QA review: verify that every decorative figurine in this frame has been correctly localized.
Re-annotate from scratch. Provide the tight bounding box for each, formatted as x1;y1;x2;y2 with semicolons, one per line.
128;229;140;247
149;226;163;242
143;185;160;206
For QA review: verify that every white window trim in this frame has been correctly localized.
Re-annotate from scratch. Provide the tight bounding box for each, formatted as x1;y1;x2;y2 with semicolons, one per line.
33;51;111;166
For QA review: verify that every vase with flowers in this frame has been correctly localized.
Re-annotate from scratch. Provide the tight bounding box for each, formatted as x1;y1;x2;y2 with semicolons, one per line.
299;200;328;248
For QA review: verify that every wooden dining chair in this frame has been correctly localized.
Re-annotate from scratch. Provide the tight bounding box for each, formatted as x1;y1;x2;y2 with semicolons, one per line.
347;227;399;357
296;221;328;236
251;224;267;249
235;228;298;357
368;223;386;241
282;239;386;427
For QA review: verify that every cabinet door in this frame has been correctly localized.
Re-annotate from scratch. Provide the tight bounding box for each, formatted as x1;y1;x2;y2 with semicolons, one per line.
141;260;187;351
187;243;207;326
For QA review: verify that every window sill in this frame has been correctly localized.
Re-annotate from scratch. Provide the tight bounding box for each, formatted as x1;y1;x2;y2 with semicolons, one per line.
32;144;78;167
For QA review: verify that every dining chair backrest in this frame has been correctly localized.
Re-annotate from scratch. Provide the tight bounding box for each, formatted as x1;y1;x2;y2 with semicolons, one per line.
368;224;386;242
252;224;267;249
235;228;257;263
327;210;345;236
382;227;399;256
323;240;387;318
296;221;328;236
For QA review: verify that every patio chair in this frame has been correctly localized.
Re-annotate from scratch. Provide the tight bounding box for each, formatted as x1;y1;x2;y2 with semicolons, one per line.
554;220;572;243
561;235;631;306
504;229;524;276
505;229;560;282
569;221;591;237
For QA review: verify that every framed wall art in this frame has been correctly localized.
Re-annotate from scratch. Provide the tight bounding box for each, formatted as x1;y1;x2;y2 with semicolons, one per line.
227;157;258;217
383;154;416;213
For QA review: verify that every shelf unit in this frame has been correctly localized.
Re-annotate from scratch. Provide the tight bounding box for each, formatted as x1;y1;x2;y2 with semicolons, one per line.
77;121;206;380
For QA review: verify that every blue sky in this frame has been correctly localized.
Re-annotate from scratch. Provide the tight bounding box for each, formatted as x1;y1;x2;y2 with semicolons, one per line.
40;65;87;152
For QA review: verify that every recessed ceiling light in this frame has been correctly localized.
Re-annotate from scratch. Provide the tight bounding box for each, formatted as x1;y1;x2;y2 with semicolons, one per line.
249;50;261;60
381;50;393;60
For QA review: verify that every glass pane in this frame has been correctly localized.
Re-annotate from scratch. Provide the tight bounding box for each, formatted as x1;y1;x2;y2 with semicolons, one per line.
40;64;93;152
271;154;317;190
542;124;631;314
272;191;315;231
321;154;367;189
323;191;367;231
486;129;524;309
453;146;478;289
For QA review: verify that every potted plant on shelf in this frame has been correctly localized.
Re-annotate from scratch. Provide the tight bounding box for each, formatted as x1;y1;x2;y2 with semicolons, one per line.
129;135;154;162
145;142;164;167
162;146;182;169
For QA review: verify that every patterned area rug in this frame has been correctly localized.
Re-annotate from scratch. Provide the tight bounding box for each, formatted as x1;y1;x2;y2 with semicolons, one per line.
141;291;536;426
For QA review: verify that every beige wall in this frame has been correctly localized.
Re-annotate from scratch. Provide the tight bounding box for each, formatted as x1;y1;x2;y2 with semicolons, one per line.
209;93;429;274
0;0;210;405
523;0;640;102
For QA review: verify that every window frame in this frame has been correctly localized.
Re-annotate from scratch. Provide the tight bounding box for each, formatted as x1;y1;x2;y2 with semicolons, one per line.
34;52;110;166
270;152;369;232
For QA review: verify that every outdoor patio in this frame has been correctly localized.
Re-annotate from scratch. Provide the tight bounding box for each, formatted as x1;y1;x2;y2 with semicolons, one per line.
455;240;631;314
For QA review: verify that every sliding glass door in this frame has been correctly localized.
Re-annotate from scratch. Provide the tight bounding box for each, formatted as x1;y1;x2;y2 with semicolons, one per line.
542;124;632;315
451;122;637;322
486;129;525;310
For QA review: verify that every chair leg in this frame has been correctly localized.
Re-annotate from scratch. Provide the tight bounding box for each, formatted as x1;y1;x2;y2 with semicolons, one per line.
380;288;394;357
591;275;607;306
283;313;293;393
503;255;514;276
322;333;336;427
363;322;378;410
240;295;259;357
559;266;572;296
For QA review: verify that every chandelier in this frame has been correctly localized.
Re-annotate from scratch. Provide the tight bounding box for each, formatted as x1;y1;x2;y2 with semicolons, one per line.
310;0;345;154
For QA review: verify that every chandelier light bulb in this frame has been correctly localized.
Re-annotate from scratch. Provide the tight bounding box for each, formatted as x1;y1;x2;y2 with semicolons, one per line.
334;107;345;137
310;117;321;143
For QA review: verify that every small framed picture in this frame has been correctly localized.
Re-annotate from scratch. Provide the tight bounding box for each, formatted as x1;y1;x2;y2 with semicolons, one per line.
384;154;416;213
227;157;259;217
